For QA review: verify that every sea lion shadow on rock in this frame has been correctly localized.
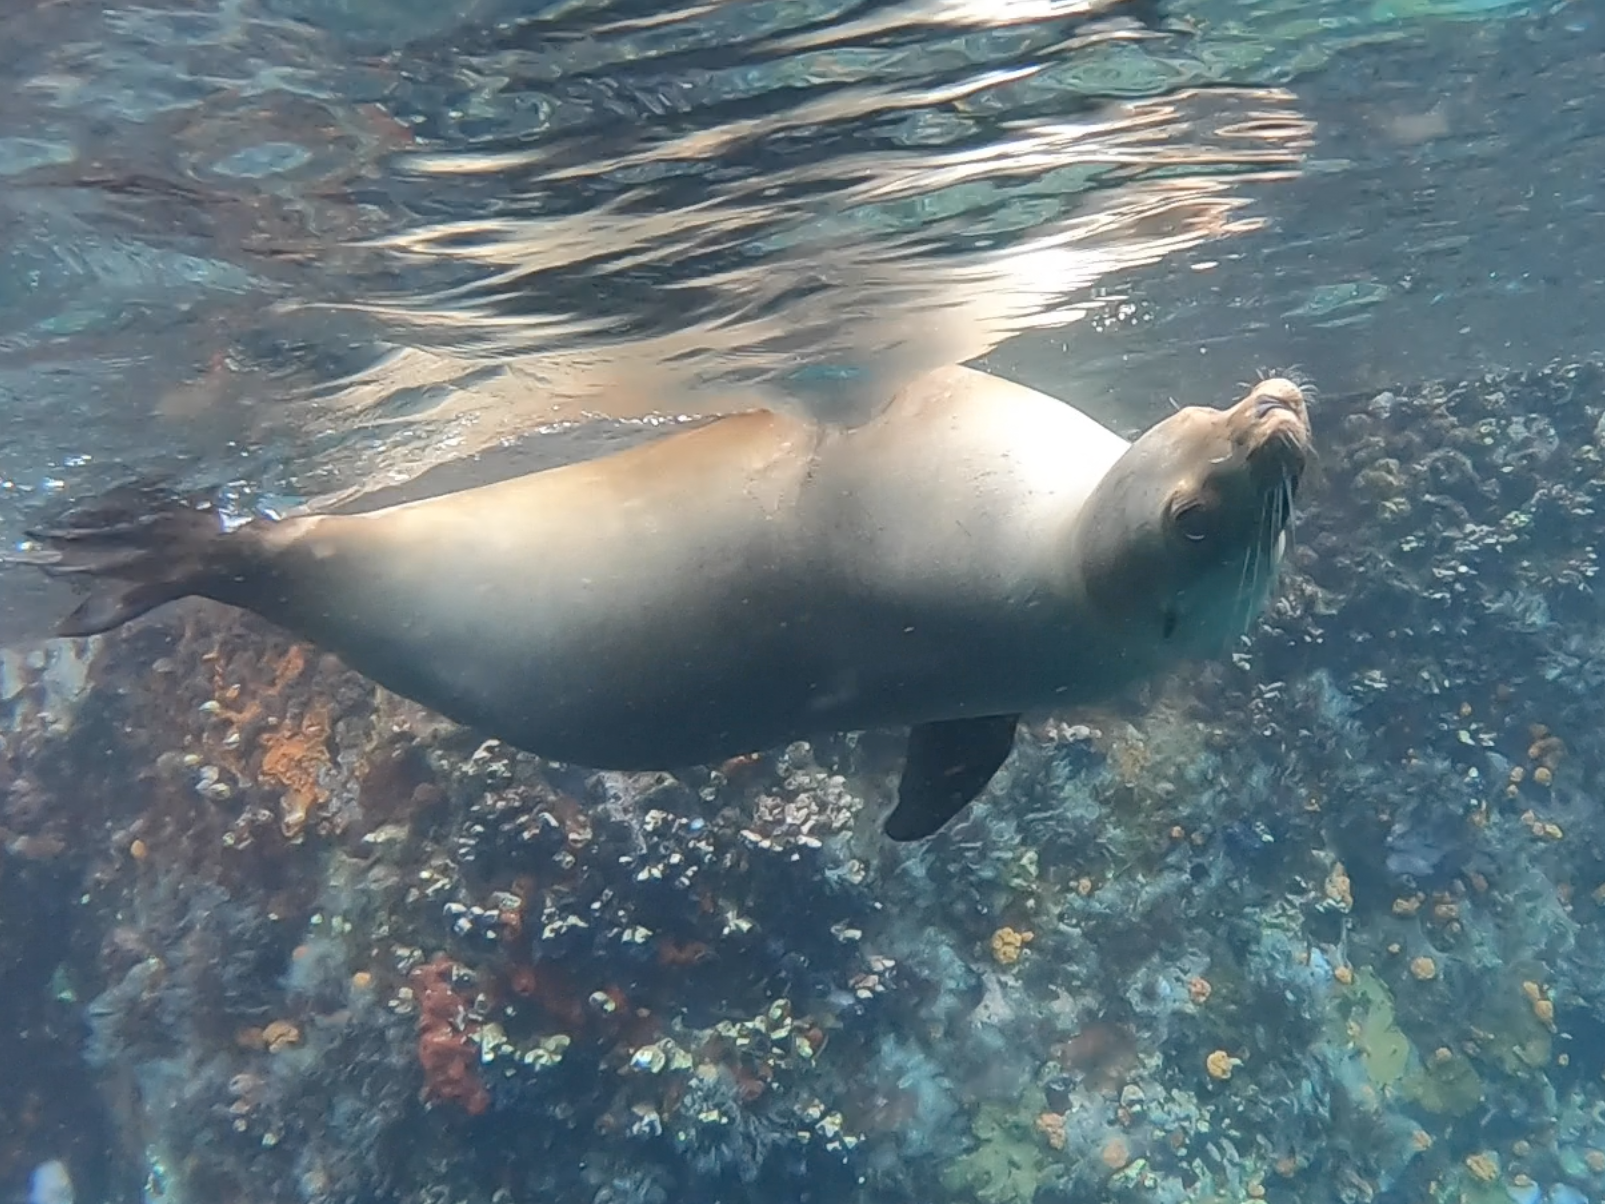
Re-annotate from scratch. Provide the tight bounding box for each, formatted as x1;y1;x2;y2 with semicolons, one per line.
18;365;1312;840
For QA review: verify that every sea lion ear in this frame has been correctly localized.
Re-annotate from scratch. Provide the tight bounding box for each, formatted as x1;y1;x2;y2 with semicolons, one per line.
884;714;1021;840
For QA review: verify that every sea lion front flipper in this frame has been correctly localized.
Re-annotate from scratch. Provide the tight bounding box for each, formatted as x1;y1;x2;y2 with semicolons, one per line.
883;714;1021;841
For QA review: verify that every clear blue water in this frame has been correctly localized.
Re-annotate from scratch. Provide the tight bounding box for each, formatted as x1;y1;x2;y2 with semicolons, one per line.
3;1;1604;1202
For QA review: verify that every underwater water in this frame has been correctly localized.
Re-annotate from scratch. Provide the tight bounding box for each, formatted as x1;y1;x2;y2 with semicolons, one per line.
3;0;1605;1202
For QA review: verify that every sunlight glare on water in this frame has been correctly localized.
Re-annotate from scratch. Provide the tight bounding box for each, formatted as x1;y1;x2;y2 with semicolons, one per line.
0;0;1572;644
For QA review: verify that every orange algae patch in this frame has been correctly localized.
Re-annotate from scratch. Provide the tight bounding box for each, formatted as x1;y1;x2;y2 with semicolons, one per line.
259;703;333;840
201;641;333;839
204;641;309;729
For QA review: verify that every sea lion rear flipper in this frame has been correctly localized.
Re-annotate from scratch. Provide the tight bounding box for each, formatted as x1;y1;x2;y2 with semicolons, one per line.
17;487;247;638
884;714;1020;841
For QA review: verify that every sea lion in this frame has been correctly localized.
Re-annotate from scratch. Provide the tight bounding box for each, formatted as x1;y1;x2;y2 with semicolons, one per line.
25;365;1311;839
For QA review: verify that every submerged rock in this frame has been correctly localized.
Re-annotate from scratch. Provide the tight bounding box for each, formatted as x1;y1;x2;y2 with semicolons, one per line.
7;361;1605;1203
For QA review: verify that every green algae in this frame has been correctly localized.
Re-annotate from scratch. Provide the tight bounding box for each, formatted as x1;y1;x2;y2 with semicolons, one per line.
1283;280;1393;321
1402;1049;1484;1116
1332;967;1485;1115
941;1094;1057;1204
1335;968;1412;1090
1438;1171;1510;1204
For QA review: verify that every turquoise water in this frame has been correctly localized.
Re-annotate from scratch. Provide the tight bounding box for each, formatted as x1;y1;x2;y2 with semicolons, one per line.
2;2;1604;1203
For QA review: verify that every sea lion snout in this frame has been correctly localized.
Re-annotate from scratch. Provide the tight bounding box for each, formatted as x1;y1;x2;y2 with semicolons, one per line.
1246;376;1307;420
1237;378;1310;442
1237;378;1312;483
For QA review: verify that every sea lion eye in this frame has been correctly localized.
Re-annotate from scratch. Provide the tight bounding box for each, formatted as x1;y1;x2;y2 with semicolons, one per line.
1172;499;1211;543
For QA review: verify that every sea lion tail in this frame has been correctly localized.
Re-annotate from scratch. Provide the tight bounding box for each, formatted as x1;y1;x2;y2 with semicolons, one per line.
19;486;244;638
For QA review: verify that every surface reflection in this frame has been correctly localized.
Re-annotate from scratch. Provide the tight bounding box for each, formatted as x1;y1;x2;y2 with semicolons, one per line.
325;85;1308;451
0;0;1571;646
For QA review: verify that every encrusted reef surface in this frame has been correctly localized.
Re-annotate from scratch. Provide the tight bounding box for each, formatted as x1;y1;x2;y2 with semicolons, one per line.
6;361;1605;1204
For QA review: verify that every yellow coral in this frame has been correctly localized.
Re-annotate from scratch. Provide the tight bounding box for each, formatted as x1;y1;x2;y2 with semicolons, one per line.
1034;1111;1066;1151
1324;862;1353;911
989;926;1033;966
262;1019;301;1053
1205;1050;1239;1080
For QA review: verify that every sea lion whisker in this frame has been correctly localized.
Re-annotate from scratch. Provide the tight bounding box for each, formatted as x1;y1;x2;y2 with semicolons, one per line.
1235;515;1263;639
1230;508;1255;619
1239;550;1259;638
1251;524;1272;629
1241;481;1283;635
1272;481;1286;549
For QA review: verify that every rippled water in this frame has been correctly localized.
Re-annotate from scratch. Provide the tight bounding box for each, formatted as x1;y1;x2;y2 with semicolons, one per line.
9;3;1605;1202
0;0;1594;643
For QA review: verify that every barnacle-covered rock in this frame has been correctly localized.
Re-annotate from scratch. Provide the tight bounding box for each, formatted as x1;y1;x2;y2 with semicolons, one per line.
13;361;1605;1203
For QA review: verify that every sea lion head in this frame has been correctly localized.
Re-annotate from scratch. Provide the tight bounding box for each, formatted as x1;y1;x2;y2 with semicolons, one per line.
1073;377;1311;658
